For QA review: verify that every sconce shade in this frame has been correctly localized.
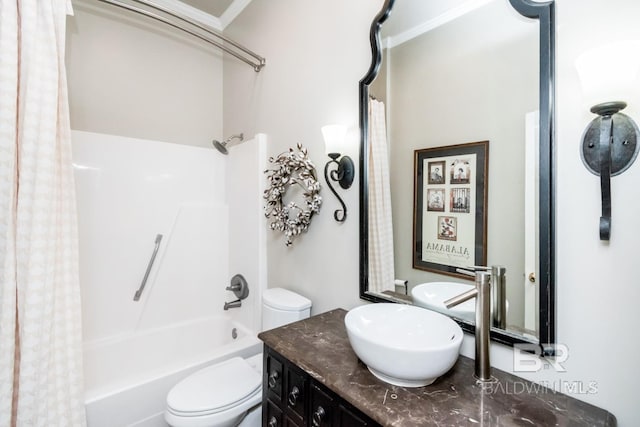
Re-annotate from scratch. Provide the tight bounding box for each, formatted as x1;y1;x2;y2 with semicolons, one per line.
575;41;640;107
322;124;348;155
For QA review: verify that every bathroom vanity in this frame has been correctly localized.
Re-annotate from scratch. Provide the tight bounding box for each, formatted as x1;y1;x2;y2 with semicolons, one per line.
263;346;373;427
258;309;615;427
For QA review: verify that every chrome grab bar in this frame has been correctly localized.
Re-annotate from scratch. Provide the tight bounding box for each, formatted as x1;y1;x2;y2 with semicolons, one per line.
133;234;163;301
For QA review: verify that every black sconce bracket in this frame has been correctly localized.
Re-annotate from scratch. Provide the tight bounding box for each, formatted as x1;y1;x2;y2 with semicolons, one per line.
581;101;639;240
324;153;355;222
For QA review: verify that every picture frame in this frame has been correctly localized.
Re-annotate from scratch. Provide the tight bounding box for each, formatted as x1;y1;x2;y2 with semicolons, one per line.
413;141;488;279
426;189;445;212
427;160;446;184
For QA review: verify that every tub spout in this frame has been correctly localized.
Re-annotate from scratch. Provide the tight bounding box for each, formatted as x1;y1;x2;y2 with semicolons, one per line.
224;299;242;310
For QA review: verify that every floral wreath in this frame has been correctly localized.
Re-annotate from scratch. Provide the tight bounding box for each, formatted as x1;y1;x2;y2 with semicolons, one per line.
264;143;322;246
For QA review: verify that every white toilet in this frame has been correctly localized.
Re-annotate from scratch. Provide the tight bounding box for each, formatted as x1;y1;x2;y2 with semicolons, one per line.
165;288;312;427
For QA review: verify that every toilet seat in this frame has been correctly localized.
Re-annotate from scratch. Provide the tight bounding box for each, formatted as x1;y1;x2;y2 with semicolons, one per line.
167;387;260;418
166;357;261;418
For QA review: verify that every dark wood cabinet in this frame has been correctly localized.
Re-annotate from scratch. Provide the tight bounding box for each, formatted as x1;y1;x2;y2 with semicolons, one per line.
263;347;306;427
263;346;378;427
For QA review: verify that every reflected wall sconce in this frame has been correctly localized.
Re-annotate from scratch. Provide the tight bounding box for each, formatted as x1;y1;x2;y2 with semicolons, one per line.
576;41;640;240
322;124;354;222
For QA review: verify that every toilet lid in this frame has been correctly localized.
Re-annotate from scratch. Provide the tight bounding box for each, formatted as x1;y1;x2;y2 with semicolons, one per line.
263;288;311;310
167;357;261;415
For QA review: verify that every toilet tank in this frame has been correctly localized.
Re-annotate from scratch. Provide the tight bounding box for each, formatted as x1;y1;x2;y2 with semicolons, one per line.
262;288;312;331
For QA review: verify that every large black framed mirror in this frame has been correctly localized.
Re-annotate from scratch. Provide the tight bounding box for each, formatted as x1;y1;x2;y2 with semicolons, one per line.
359;0;555;354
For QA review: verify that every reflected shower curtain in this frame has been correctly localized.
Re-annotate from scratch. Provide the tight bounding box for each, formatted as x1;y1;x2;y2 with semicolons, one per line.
368;99;395;295
0;1;86;425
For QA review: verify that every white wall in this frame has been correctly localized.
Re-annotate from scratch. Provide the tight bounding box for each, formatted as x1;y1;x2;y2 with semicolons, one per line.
66;0;223;147
223;0;382;314
225;0;640;424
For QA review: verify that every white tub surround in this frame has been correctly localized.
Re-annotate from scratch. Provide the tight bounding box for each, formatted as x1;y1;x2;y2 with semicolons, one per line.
72;131;268;426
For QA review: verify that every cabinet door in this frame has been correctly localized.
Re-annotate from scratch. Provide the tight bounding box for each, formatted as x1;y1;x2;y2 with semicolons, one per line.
310;383;336;427
338;404;371;427
264;399;283;427
284;414;304;427
266;352;284;404
286;365;307;423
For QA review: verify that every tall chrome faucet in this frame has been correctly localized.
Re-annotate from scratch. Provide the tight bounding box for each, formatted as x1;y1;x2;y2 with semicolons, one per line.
444;266;506;382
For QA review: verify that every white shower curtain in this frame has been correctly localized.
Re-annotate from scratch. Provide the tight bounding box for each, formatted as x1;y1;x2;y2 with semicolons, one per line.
0;1;86;426
368;99;395;295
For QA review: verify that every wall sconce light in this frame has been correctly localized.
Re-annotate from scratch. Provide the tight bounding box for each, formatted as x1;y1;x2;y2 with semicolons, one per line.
322;124;354;222
576;41;640;240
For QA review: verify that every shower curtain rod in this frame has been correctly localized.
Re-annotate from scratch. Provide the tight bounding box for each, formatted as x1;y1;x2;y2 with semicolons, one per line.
96;0;266;72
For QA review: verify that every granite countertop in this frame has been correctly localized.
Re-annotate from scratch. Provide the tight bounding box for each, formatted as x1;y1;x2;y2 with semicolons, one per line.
258;309;616;427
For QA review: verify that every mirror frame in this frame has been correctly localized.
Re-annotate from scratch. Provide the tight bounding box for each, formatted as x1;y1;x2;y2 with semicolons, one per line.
359;0;555;355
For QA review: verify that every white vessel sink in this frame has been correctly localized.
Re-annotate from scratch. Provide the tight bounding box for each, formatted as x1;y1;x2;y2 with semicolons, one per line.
411;282;476;321
344;303;463;387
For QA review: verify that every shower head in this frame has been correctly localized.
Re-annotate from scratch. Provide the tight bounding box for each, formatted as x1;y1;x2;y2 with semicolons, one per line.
212;139;229;155
212;133;244;155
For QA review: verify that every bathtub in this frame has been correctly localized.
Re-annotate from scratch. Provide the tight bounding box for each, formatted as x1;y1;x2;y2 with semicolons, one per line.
84;315;262;427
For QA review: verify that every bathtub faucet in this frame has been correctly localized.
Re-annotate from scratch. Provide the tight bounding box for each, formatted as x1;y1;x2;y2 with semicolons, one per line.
223;274;249;311
224;299;242;310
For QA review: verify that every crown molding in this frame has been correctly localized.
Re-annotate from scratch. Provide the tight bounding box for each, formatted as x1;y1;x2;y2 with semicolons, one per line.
150;0;223;31
219;0;253;30
385;0;496;49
